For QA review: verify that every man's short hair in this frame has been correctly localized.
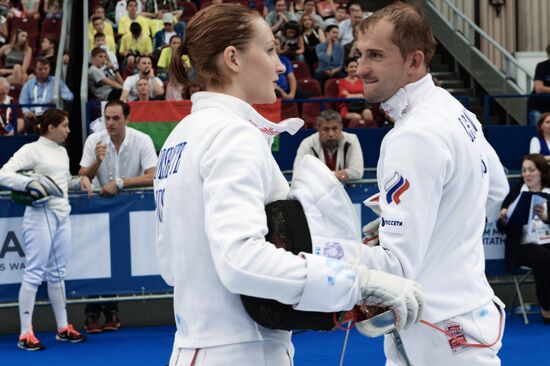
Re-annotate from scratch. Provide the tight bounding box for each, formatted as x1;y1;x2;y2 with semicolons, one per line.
91;47;106;58
94;32;105;40
127;0;138;7
316;109;342;126
91;15;103;25
105;100;131;118
34;56;50;67
325;24;339;33
138;55;152;63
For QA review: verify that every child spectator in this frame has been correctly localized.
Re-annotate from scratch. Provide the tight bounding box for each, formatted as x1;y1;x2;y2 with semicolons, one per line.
93;32;119;72
119;22;153;69
0;29;32;86
88;5;115;40
89;47;123;101
89;15;116;54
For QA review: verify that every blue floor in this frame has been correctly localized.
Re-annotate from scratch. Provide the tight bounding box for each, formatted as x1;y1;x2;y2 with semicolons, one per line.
1;313;548;365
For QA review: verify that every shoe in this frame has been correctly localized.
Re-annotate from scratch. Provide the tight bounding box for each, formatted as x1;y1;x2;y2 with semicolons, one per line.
102;311;121;331
84;313;102;334
18;330;45;351
56;324;87;343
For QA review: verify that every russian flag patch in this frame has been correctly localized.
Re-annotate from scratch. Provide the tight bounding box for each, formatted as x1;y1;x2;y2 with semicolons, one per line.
384;172;410;205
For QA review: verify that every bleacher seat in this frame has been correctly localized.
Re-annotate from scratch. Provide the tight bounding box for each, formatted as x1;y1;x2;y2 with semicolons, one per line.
291;60;310;80
297;78;321;97
281;100;299;120
10;16;39;37
301;96;324;128
41;17;62;39
323;77;340;111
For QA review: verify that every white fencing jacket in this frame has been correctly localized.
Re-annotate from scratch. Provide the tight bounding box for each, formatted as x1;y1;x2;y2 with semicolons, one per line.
154;92;365;350
359;75;509;323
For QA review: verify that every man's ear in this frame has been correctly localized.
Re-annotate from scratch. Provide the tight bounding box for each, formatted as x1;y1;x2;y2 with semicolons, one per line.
407;50;426;75
222;45;240;73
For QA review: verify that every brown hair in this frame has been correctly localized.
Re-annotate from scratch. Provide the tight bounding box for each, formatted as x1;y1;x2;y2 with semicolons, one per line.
523;153;550;188
536;112;550;138
9;29;30;52
360;1;436;67
91;46;106;58
37;109;68;136
171;3;261;89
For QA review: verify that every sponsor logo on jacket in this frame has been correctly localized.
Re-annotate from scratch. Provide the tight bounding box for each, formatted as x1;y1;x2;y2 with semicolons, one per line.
380;215;405;234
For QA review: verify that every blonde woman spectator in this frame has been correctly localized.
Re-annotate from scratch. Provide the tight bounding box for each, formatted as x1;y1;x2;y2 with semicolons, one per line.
0;29;31;86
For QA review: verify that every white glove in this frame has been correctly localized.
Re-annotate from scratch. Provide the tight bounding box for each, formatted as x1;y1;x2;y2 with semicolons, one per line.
355;265;424;331
362;218;380;246
31;174;63;197
25;180;51;205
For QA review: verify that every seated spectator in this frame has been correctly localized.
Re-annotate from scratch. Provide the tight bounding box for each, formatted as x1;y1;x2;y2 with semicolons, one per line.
314;24;344;88
93;32;119;72
266;0;296;33
18;0;41;20
39;37;57;75
343;24;360;60
324;4;348;27
43;0;63;18
119;22;153;68
89;15;116;54
117;0;151;37
288;0;304;15
338;2;364;46
295;0;325;30
278;20;304;61
273;37;311;100
120;55;164;102
316;0;337;19
88;5;115;40
135;77;151;101
0;29;31;86
497;153;550;324
0;7;8;47
530;112;550;161
19;57;74;121
301;13;325;74
293;109;364;182
528;43;550;125
338;57;373;124
0;77;23;135
157;35;191;81
153;12;184;55
89;47;123;101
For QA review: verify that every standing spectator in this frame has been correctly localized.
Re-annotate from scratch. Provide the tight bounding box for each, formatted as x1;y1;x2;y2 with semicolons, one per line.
19;57;74;120
0;77;22;135
119;22;153;68
338;2;364;46
89;16;116;54
294;109;364;182
0;29;32;86
529;112;550;161
338;57;373;123
117;0;151;37
301;13;325;74
39;37;57;76
93;32;119;72
528;43;550;125
79;100;157;333
88;5;115;40
265;0;295;33
294;0;325;30
0;109;91;350
89;47;123;101
314;24;344;87
120;55;164;102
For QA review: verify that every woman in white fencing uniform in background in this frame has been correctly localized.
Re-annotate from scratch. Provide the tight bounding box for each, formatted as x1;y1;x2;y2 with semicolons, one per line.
155;4;423;365
0;109;91;351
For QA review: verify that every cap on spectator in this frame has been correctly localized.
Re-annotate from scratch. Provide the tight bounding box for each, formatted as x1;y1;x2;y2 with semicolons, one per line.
162;13;174;24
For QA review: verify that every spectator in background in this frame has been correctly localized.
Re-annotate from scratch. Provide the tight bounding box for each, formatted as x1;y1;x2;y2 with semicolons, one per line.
316;0;337;19
119;22;153;68
0;77;23;135
89;47;123;101
43;0;63;18
273;37;310;100
88;5;115;40
265;0;295;33
118;0;151;37
89;16;116;54
79;100;157;333
157;35;191;81
530;112;550;161
165;43;190;101
93;32;119;72
301;13;325;74
294;109;364;182
338;57;373;124
153;12;184;56
135;77;151;101
39;37;57;75
278;20;304;61
295;0;325;30
288;0;304;15
497;153;550;324
0;6;8;47
343;24;361;60
314;24;344;88
115;0;144;24
0;29;32;86
120;55;164;102
19;57;74;121
528;43;550;125
338;2;364;46
324;3;348;27
19;0;41;20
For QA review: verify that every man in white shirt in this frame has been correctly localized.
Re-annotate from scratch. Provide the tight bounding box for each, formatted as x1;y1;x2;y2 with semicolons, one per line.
338;2;364;46
294;109;364;182
120;55;164;102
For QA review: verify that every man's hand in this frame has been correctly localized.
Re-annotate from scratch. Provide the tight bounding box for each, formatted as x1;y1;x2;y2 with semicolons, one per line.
362;218;380;246
80;176;93;198
100;180;118;196
335;169;349;182
95;142;107;163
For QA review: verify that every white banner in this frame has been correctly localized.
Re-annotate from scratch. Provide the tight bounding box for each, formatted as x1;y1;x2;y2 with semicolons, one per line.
482;221;506;260
129;211;158;276
0;213;111;285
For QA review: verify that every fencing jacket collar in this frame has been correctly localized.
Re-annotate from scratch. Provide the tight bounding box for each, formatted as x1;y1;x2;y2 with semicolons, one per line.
381;73;433;123
191;91;303;146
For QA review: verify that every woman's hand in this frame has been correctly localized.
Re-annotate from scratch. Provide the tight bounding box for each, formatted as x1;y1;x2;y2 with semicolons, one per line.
535;204;548;222
499;208;508;220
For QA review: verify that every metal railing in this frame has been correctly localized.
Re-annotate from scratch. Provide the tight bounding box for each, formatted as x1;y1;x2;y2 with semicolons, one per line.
427;0;534;93
52;0;72;109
